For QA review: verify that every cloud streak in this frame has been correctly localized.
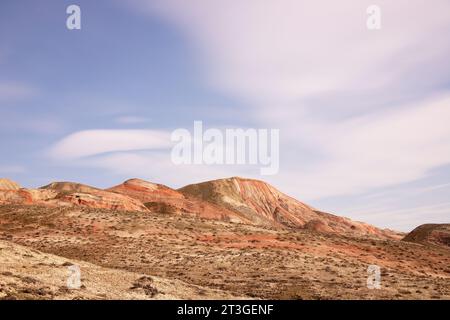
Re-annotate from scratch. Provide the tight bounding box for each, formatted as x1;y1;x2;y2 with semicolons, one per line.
49;129;172;159
284;94;450;199
130;0;450;105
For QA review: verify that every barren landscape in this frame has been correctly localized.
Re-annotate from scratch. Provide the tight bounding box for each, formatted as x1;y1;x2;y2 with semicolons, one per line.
0;177;449;300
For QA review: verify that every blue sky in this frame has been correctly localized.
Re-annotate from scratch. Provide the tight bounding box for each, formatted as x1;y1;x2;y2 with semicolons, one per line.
1;0;450;231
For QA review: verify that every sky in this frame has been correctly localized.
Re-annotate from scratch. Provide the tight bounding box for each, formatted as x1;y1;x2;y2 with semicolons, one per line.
1;0;450;231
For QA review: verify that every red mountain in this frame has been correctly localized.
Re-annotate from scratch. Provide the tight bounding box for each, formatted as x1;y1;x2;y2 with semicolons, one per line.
0;177;401;239
179;177;401;239
107;178;252;223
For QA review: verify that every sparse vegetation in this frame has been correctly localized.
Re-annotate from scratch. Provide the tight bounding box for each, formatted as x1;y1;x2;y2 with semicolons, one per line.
0;204;449;300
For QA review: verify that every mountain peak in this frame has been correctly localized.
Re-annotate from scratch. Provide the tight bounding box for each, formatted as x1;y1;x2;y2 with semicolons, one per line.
122;178;160;190
40;181;100;193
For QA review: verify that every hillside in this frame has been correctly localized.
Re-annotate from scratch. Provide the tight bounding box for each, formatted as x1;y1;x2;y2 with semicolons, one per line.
179;177;400;239
403;224;450;248
108;178;251;223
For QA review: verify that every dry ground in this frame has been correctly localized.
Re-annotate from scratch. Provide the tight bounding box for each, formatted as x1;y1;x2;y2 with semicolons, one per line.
0;239;247;300
0;205;449;299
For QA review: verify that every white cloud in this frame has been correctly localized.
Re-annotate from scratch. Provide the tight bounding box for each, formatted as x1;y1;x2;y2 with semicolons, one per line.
49;129;172;159
279;94;450;200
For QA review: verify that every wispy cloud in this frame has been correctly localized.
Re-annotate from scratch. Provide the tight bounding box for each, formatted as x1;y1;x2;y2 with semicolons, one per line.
126;0;450;200
49;129;172;159
279;94;450;200
129;0;450;104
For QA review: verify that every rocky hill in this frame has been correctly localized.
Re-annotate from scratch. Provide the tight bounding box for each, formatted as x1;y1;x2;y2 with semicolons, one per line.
403;224;450;248
108;178;250;223
179;177;400;239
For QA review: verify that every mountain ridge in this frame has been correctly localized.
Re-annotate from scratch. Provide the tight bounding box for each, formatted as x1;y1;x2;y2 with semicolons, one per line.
1;176;401;239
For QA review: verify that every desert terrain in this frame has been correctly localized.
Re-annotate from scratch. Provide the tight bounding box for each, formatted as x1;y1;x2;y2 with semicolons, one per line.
0;177;449;300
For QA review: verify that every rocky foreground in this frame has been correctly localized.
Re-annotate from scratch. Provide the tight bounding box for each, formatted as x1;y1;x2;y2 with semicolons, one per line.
0;239;246;300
